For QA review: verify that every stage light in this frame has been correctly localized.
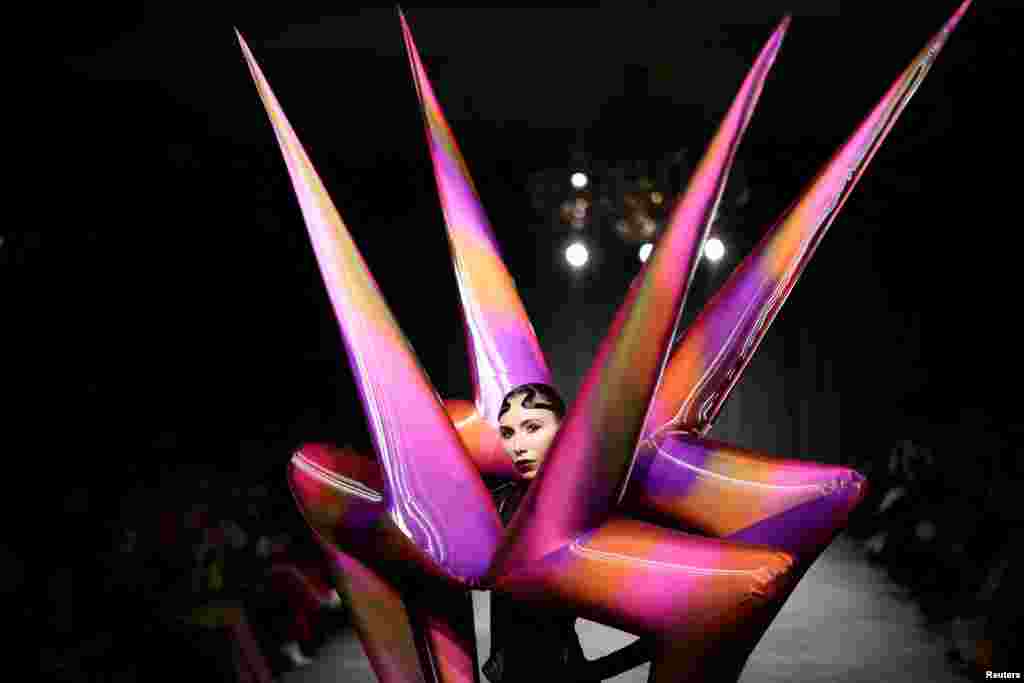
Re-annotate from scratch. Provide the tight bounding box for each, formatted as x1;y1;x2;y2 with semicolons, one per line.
704;236;725;263
570;172;588;189
638;242;653;263
565;241;589;268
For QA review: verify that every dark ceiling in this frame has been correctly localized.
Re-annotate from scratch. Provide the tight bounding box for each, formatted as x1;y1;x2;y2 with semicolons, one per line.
30;3;1021;464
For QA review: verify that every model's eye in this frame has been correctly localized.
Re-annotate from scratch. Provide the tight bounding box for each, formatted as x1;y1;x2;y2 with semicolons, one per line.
526;423;541;433
500;428;513;439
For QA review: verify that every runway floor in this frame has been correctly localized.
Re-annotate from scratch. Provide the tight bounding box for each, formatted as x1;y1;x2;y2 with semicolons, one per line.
282;535;970;682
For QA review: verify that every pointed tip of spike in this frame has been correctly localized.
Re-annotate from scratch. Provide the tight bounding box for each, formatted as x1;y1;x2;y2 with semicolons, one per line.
926;0;973;57
234;27;253;56
950;0;973;29
398;7;420;71
751;13;789;73
769;14;791;50
398;6;415;45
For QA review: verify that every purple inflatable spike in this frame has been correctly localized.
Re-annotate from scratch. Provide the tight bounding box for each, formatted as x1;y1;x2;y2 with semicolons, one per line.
400;12;553;427
642;0;973;438
490;17;790;577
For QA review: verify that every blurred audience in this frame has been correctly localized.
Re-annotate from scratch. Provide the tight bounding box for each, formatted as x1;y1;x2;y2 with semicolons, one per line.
846;426;1022;679
36;457;350;681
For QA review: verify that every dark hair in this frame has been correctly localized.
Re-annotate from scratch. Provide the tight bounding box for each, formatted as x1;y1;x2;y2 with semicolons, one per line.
498;383;566;421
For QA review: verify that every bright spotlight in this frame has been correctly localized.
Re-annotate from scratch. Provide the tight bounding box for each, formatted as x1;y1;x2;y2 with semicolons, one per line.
565;241;589;268
638;242;653;263
570;171;589;190
704;236;725;263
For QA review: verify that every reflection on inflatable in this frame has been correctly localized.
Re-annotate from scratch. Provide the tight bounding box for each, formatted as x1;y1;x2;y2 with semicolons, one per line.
236;2;971;680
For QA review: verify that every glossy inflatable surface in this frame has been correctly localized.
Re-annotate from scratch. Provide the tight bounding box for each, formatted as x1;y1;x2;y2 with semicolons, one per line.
236;2;971;680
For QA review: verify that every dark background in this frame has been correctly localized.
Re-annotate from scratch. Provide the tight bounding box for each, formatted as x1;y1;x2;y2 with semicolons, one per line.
8;3;1022;676
20;2;1019;510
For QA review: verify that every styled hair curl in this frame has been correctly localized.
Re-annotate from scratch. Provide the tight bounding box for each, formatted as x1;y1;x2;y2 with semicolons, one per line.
498;383;566;421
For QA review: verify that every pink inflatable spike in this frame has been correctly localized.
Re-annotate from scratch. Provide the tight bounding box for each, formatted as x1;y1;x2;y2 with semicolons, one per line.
490;17;790;577
399;12;553;427
642;0;973;438
237;31;502;585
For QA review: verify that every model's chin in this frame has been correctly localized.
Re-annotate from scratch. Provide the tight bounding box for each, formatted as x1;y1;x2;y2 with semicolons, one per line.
515;462;539;479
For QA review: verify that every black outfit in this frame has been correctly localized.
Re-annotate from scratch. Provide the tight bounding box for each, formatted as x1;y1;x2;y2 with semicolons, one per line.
483;481;590;682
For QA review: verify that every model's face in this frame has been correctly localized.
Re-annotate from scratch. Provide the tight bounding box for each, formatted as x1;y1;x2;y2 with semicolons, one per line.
499;394;561;480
